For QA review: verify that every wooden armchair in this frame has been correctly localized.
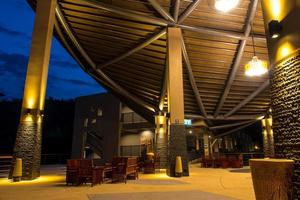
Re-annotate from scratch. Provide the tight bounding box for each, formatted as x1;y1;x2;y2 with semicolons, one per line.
77;159;101;186
111;157;138;183
66;159;80;185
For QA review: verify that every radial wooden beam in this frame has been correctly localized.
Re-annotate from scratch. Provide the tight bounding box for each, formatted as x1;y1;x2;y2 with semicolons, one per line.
78;0;169;26
210;120;256;130
178;24;265;41
214;0;259;117
185;114;265;120
97;28;166;69
55;6;156;113
159;57;168;111
148;0;175;23
177;0;202;24
173;0;180;22
225;80;270;117
215;120;258;138
181;36;207;117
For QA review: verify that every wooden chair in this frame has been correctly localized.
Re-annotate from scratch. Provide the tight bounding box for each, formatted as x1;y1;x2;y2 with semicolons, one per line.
126;157;138;179
77;159;101;186
111;157;138;183
66;159;80;185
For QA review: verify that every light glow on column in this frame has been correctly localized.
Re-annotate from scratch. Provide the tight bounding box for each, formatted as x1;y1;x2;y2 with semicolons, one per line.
271;0;281;19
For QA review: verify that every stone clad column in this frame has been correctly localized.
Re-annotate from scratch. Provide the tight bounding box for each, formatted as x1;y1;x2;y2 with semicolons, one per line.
166;27;189;176
261;0;300;196
10;0;57;180
155;113;168;168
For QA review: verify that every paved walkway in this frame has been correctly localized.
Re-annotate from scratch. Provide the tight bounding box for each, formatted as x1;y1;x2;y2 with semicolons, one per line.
0;164;255;200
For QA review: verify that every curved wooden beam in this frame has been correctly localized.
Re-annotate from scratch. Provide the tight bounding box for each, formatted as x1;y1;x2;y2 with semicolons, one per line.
56;6;156;113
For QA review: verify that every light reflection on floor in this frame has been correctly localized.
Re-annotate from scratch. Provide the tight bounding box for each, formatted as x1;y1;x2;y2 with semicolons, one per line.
0;175;64;186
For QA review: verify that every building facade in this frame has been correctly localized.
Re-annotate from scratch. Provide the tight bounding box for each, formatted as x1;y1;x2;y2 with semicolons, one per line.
71;93;155;164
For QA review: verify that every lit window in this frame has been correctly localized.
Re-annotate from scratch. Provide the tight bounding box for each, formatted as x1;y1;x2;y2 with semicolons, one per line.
84;118;88;127
97;109;102;116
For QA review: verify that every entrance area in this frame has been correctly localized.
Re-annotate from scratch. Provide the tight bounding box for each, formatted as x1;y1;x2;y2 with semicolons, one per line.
0;164;255;200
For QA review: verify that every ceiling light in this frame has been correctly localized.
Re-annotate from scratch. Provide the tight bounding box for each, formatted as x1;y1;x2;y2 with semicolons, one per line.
245;56;268;76
214;0;240;12
245;23;268;77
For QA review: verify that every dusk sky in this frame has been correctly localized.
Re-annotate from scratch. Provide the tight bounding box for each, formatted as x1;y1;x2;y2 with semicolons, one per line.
0;0;106;100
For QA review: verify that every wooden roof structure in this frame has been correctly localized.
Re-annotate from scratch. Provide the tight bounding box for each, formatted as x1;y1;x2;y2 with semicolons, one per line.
28;0;270;136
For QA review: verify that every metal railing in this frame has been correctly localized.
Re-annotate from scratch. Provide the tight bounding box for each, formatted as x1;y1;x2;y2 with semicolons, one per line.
121;112;147;124
41;154;70;165
0;156;12;178
120;145;143;157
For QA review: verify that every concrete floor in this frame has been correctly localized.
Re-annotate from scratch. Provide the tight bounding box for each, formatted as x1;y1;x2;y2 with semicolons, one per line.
0;164;255;200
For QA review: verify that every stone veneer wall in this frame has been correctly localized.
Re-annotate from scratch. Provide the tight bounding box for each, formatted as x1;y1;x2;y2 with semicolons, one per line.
155;130;168;168
272;51;300;197
10;122;42;180
167;124;189;176
262;127;275;158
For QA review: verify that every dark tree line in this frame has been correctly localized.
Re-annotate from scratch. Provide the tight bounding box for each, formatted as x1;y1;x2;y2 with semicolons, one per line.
0;98;75;156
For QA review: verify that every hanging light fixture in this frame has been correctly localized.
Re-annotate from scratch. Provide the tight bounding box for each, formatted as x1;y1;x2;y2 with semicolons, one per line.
245;23;268;77
213;0;240;12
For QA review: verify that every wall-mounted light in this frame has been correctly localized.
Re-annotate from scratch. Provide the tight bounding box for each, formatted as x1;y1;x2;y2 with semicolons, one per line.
268;20;282;39
26;108;33;115
25;108;44;117
155;112;166;125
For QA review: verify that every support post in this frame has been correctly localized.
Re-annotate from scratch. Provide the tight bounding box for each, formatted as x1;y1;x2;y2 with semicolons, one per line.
203;132;210;157
166;27;189;176
261;0;300;197
10;0;57;180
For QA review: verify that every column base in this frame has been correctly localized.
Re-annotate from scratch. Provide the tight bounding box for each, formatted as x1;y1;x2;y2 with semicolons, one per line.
9;121;42;180
167;124;189;177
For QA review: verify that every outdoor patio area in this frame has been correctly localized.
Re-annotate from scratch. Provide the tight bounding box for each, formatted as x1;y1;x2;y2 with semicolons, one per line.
0;164;254;200
2;0;300;198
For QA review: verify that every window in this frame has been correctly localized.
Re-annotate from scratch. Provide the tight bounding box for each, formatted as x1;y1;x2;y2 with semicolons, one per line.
97;108;102;116
84;118;88;127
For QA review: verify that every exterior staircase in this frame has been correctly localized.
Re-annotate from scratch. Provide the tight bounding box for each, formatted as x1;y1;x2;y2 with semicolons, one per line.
0;156;12;178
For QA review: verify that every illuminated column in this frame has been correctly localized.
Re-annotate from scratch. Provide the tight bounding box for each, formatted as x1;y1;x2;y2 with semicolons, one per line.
195;135;200;151
261;0;300;195
10;0;57;180
261;118;274;157
155;113;167;168
203;132;210;157
166;27;189;176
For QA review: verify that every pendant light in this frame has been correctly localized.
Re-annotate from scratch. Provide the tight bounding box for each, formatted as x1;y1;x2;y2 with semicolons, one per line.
245;23;268;77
